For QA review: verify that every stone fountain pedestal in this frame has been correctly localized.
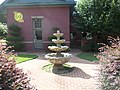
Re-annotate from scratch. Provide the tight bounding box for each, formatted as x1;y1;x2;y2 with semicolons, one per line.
52;64;73;74
44;30;74;74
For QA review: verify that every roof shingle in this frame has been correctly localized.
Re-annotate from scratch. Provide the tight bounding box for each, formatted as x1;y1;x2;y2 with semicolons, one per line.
4;0;75;7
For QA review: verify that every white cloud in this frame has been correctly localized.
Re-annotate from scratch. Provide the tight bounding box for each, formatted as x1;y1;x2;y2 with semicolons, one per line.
0;0;5;4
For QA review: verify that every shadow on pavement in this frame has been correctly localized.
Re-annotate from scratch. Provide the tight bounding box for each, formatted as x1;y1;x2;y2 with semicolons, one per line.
59;67;92;79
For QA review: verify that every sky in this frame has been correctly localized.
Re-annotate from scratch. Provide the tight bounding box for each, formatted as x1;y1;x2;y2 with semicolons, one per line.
0;0;78;5
0;0;5;4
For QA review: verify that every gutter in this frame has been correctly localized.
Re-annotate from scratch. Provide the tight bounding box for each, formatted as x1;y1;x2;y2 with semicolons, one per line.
3;1;75;7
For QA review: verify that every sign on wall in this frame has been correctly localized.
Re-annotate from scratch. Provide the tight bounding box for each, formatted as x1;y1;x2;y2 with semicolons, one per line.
14;11;24;22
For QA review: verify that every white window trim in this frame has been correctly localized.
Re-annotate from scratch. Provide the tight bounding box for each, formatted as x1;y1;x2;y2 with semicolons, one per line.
31;16;44;19
32;16;44;29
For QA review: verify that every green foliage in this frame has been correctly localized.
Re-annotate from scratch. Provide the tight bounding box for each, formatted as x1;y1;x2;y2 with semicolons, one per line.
81;41;100;52
7;42;24;51
0;22;7;39
74;0;120;41
6;24;24;51
48;43;56;46
48;35;64;41
0;14;7;23
0;46;36;90
9;24;21;32
48;35;57;41
6;36;23;41
97;36;120;90
9;31;21;36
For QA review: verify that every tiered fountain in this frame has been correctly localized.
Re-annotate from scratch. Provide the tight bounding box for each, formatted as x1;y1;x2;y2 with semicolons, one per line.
45;30;73;74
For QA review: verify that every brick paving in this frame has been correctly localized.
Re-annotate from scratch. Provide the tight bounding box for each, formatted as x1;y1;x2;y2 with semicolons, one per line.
17;50;100;90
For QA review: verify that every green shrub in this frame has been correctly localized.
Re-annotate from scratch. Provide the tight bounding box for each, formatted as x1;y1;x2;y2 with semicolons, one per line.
7;42;24;51
0;22;8;39
9;31;20;36
48;42;66;47
48;43;56;46
6;36;23;42
48;35;57;41
81;41;100;52
97;36;120;90
0;46;36;90
9;24;21;32
48;34;64;41
6;24;24;51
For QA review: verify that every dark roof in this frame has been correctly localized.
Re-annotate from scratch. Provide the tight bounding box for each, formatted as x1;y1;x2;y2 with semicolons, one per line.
2;0;75;7
0;0;75;14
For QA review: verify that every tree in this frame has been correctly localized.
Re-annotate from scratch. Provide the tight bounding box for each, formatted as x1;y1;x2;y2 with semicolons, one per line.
6;24;24;51
74;0;120;42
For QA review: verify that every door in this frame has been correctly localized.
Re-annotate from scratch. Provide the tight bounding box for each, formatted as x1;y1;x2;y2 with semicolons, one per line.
32;18;43;49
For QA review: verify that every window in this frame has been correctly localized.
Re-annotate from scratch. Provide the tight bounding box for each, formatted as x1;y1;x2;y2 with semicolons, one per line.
35;31;42;40
33;18;42;29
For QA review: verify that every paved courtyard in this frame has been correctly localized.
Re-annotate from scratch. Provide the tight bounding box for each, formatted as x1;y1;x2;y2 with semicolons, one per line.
17;51;100;90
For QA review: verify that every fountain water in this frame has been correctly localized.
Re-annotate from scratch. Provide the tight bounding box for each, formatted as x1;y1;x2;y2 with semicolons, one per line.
45;30;73;74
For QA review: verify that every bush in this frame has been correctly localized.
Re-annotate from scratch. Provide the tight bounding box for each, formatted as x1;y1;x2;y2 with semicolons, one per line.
48;35;57;41
7;42;24;51
0;22;8;39
6;36;23;42
0;46;36;90
9;24;21;32
81;41;100;52
9;31;21;36
6;24;24;51
97;36;120;90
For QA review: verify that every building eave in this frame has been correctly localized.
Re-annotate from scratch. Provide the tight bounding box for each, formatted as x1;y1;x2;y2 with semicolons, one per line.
4;1;75;7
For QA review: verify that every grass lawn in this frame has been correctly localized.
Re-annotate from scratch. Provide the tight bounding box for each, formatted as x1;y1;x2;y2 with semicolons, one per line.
77;52;99;62
15;54;38;64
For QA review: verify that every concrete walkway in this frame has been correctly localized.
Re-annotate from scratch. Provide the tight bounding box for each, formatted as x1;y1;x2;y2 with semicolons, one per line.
17;50;100;90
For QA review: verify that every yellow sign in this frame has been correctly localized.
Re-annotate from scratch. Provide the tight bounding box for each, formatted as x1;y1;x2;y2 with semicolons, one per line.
14;11;24;22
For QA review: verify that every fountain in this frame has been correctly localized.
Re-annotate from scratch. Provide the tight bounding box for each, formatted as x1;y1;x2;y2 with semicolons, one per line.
45;30;73;74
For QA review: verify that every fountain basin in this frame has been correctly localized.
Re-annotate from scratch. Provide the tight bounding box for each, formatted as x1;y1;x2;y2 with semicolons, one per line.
45;53;72;65
48;46;69;52
52;39;65;44
53;32;63;37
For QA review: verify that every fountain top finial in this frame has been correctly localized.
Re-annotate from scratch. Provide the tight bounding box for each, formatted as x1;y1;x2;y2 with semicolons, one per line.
53;30;63;37
57;30;60;34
